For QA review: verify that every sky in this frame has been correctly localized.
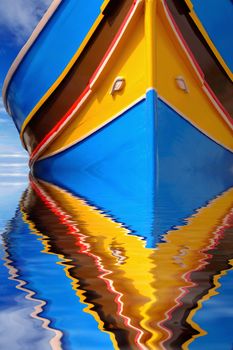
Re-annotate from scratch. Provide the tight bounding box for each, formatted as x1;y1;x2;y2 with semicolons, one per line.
0;0;53;230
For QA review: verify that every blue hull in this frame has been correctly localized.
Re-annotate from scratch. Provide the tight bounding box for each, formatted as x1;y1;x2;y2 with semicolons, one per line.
6;0;104;131
34;91;233;247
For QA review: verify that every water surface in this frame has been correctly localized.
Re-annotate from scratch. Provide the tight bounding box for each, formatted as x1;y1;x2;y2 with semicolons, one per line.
0;177;232;350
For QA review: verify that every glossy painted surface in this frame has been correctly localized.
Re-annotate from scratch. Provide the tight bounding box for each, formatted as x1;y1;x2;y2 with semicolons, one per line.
23;3;145;155
191;0;233;72
34;94;233;244
31;0;233;163
34;92;156;247
155;99;233;236
6;0;104;131
38;38;147;162
3;0;232;161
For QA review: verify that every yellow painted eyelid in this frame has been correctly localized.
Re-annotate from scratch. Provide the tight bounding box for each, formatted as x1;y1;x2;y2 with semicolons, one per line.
184;0;233;81
19;2;109;142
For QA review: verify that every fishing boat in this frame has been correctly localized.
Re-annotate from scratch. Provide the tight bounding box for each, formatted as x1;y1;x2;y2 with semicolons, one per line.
2;0;233;242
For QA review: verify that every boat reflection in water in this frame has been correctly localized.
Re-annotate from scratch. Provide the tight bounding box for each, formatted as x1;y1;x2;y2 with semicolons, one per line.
1;209;63;350
5;176;230;350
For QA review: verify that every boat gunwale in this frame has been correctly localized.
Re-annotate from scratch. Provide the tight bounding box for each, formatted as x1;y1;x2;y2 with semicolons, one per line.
3;0;232;125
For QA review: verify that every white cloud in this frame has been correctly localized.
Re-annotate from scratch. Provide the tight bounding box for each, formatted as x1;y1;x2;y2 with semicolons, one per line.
0;0;53;44
0;173;28;176
0;163;28;167
0;154;28;158
0;181;27;186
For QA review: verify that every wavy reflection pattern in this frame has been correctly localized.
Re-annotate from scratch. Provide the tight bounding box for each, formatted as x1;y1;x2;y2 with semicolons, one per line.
13;177;233;350
1;210;62;350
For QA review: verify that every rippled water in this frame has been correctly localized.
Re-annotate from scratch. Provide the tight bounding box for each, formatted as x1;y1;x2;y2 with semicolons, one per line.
0;176;233;350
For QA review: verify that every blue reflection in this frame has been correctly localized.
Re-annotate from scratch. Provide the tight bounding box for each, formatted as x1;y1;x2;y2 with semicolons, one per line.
190;266;233;350
2;207;115;350
0;214;54;350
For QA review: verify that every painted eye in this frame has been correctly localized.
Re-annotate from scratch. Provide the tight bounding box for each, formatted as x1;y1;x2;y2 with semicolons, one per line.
175;76;189;93
110;77;126;95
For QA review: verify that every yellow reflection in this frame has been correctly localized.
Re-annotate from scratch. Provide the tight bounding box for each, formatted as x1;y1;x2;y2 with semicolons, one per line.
21;178;233;350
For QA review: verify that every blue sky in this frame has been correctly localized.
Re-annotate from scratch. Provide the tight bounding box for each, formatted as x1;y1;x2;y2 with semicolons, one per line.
0;0;52;230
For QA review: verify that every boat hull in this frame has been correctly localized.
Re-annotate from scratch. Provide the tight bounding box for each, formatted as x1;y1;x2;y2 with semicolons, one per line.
34;92;233;245
2;0;233;244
